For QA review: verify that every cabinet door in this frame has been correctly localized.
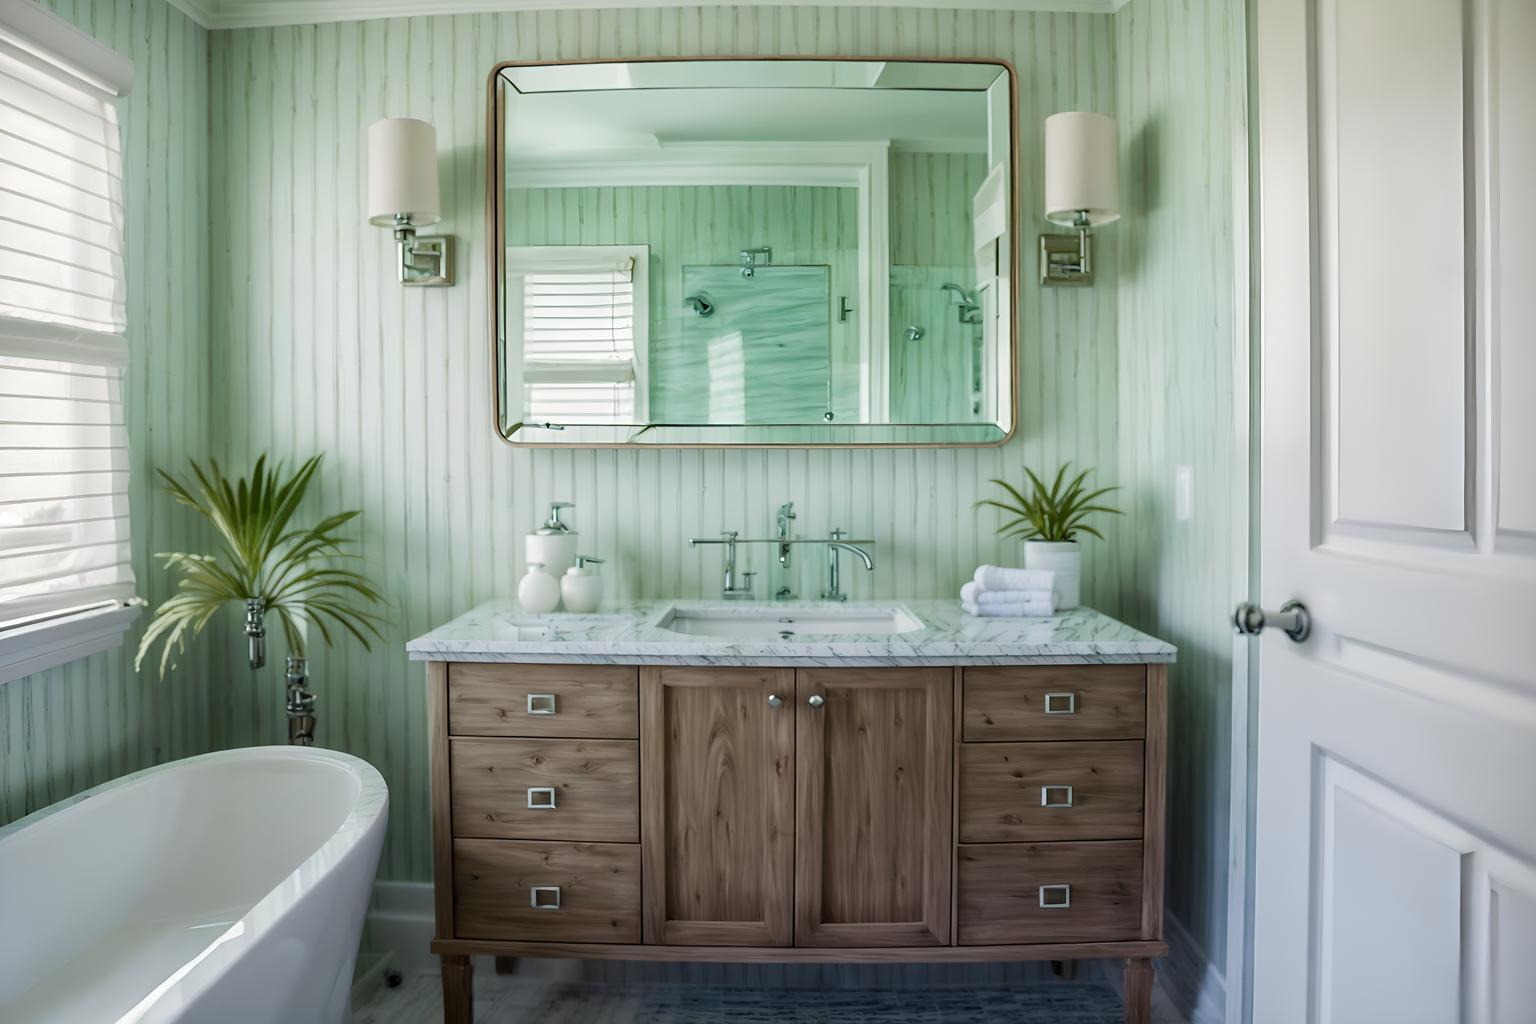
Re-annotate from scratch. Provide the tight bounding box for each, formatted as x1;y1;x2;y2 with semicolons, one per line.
640;667;795;946
795;667;953;947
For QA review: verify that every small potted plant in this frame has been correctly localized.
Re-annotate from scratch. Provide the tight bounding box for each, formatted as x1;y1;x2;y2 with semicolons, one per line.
975;463;1121;609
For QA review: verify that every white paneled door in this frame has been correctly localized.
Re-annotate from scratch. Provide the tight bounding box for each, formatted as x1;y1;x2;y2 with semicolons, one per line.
1252;0;1536;1021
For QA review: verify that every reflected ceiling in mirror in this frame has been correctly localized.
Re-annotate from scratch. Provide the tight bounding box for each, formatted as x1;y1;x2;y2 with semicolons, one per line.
489;57;1017;447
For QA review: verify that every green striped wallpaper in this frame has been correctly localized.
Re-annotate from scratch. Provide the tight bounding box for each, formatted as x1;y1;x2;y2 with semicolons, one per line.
0;0;211;826
1115;0;1247;973
0;0;1245;988
202;7;1122;889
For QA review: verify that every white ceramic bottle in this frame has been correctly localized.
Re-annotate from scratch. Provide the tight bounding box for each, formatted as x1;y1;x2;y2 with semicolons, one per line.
560;555;605;613
525;501;578;575
517;561;561;614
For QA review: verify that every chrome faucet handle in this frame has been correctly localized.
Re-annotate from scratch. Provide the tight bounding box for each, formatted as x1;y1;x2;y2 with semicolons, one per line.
722;529;739;540
830;527;847;540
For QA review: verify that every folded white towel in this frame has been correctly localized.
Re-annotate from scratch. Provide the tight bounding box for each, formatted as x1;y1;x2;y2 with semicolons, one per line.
962;595;1056;617
973;565;1056;593
961;580;1054;606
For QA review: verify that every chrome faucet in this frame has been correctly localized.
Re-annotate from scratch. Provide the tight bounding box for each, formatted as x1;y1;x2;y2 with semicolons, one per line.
776;501;796;566
774;501;798;599
688;530;755;600
822;528;874;602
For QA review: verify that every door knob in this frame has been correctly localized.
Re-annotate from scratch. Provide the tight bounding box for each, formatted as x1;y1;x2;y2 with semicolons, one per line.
767;693;783;708
1232;600;1310;642
807;694;825;709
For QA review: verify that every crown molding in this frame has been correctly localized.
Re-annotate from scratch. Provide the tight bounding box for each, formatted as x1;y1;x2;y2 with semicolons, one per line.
160;0;218;27
168;0;1131;32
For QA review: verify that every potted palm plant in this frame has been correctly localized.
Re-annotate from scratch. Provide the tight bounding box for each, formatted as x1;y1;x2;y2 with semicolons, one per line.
975;463;1121;609
135;454;385;740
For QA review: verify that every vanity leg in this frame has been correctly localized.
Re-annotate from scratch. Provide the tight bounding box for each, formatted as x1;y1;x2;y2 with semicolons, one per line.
1050;959;1076;980
1123;957;1154;1024
441;954;473;1024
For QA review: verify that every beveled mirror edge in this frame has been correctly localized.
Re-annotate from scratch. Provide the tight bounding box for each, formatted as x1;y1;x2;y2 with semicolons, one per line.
485;55;1021;450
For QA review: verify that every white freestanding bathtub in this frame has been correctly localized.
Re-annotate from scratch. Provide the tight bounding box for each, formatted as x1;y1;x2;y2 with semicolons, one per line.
0;746;387;1024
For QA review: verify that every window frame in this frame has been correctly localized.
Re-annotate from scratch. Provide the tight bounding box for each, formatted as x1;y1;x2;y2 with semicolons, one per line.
0;3;137;685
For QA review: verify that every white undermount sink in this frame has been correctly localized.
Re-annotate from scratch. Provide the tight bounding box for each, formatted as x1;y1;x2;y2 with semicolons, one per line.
658;604;924;640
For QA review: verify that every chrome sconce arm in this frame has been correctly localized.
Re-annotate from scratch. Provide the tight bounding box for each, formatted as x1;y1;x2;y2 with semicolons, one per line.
1040;211;1096;286
391;214;452;287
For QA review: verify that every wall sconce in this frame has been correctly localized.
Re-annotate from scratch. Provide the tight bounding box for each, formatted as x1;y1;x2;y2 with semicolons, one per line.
368;117;452;286
1040;111;1120;286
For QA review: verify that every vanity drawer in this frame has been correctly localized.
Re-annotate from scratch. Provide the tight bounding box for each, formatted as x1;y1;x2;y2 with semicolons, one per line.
956;840;1142;945
961;666;1145;742
450;737;639;843
959;740;1143;843
453;839;641;943
448;663;638;738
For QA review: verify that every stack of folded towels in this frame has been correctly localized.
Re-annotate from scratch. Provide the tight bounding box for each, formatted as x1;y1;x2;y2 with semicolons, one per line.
960;565;1057;617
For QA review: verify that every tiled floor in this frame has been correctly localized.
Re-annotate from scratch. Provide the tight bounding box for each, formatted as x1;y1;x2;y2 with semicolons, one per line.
353;973;1186;1023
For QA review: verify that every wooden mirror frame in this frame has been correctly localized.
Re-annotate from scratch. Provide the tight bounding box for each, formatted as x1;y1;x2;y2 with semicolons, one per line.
486;55;1020;450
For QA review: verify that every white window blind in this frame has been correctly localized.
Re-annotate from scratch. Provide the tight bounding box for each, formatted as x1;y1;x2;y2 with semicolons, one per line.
508;245;648;424
0;6;135;629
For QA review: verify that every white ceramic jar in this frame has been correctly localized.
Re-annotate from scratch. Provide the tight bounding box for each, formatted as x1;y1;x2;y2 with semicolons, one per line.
560;555;605;614
1023;539;1081;609
516;561;561;614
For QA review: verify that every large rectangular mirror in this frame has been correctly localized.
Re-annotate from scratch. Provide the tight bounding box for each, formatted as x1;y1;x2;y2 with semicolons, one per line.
489;57;1017;447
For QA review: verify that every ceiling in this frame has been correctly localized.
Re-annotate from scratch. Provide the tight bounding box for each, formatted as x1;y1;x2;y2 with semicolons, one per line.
504;86;990;157
164;0;1128;32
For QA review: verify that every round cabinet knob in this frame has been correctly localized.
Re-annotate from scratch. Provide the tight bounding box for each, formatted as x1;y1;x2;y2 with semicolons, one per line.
807;694;825;709
767;693;783;708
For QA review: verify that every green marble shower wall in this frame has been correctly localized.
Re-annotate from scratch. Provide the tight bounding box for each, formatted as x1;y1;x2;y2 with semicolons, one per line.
0;0;213;826
504;183;860;422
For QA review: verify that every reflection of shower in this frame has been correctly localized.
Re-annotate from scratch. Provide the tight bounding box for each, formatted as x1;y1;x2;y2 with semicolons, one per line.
905;324;925;342
941;282;983;325
685;294;714;317
739;247;772;278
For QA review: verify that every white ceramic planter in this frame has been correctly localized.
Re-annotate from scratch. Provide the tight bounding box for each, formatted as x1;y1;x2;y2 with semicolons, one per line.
1023;539;1081;609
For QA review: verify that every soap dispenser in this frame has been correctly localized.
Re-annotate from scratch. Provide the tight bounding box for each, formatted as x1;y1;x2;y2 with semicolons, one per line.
561;555;605;614
517;561;561;614
526;501;578;574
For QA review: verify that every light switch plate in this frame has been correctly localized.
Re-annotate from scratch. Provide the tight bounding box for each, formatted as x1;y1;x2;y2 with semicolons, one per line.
1175;465;1193;521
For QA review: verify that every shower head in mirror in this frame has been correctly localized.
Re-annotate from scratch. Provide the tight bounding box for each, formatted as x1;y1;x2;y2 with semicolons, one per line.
685;295;714;318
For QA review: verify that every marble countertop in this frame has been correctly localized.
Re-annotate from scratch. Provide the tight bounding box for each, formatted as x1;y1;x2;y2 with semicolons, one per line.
406;599;1176;667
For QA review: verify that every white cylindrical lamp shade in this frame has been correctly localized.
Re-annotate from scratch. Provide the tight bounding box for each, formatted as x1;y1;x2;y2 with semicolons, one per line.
368;118;441;227
1043;111;1120;227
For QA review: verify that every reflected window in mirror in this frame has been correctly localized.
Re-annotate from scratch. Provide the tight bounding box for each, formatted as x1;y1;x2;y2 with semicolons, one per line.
507;245;649;426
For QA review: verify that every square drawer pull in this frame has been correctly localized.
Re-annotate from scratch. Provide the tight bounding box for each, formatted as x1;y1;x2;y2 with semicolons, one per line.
1043;692;1077;715
530;885;561;910
527;693;557;715
1040;784;1074;808
1038;884;1072;909
526;786;557;810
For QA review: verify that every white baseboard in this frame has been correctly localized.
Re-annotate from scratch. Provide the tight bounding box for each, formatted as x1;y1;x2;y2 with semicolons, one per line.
365;880;436;977
1162;914;1227;1024
363;879;1225;1024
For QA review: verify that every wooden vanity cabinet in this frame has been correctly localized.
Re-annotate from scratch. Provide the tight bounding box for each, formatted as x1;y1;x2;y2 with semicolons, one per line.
794;667;952;948
639;666;794;947
428;660;1167;1024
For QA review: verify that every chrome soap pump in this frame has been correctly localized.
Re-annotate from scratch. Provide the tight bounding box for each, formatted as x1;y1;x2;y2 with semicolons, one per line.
561;554;605;613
